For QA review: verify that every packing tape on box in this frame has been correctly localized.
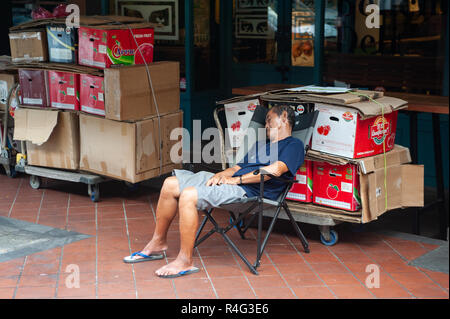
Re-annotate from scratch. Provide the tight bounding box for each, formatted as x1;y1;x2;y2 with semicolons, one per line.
9;32;42;40
350;91;388;210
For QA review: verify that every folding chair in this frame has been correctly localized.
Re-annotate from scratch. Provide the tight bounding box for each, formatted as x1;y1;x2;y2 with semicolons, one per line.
194;107;319;275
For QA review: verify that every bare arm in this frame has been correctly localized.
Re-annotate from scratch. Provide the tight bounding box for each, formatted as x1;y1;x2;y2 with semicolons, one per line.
218;161;289;185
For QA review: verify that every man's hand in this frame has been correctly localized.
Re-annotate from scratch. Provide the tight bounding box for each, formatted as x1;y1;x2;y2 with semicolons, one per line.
218;176;240;185
206;172;227;186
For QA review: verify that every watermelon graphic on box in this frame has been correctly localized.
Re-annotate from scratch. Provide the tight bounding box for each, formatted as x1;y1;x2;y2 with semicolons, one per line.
78;27;154;69
48;71;80;111
286;160;313;203
80;74;105;116
313;162;361;212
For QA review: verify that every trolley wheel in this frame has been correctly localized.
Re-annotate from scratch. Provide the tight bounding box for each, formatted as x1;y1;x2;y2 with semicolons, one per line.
124;181;139;192
320;229;339;246
30;175;41;189
88;184;100;202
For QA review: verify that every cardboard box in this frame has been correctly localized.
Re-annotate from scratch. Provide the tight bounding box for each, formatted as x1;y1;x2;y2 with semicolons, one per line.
78;26;154;69
46;25;78;63
79;110;183;183
312;103;399;158
18;69;50;107
312;162;361;211
80;74;105;116
0;72;18;111
305;145;424;223
13;108;80;170
103;62;180;121
48;71;80;111
286;160;313;203
9;31;48;63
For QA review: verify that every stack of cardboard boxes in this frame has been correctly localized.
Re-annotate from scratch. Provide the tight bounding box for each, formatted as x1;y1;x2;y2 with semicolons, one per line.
219;88;424;223
10;16;183;184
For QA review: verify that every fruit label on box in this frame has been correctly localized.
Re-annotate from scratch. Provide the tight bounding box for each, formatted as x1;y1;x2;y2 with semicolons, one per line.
78;27;154;69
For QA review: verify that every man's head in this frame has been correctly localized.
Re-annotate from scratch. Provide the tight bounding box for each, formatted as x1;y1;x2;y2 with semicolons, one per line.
265;105;295;142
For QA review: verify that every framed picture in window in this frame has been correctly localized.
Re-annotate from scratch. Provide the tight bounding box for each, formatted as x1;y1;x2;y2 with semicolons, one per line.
116;0;179;40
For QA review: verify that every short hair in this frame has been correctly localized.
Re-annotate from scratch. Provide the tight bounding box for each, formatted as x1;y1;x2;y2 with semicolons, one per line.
269;105;295;129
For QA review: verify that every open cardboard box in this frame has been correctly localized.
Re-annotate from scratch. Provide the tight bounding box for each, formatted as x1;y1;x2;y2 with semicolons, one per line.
13;108;80;170
79;110;183;183
304;145;424;223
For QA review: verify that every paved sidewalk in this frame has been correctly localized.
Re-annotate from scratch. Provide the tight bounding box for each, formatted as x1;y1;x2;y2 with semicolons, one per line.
0;174;448;299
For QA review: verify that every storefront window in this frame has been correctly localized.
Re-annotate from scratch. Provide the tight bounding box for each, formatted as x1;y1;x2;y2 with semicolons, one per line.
116;0;186;90
193;0;220;91
291;0;315;67
232;0;279;64
323;0;447;94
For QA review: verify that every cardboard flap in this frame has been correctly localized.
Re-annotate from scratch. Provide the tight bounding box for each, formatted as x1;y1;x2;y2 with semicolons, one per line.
10;15;160;32
306;145;411;174
13;108;58;145
401;164;424;207
357;145;411;174
217;93;265;105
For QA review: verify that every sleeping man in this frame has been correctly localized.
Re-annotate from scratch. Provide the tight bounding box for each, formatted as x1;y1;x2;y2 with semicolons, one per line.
123;105;305;278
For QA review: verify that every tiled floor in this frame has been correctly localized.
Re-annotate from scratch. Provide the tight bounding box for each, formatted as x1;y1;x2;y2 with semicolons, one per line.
0;173;448;299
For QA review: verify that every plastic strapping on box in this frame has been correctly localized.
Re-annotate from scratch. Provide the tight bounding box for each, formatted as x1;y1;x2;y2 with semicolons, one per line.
93;17;163;176
350;91;388;210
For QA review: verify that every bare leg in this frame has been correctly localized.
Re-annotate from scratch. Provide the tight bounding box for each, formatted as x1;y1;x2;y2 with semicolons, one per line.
136;176;180;258
155;186;199;276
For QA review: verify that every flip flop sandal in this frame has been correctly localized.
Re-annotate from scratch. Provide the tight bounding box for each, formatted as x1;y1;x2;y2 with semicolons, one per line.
123;251;164;263
157;267;200;278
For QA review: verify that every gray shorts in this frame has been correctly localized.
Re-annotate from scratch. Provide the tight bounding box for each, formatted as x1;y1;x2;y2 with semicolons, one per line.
172;169;247;211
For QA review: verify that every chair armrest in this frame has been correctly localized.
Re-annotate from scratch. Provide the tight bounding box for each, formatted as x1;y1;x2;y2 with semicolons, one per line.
258;169;297;185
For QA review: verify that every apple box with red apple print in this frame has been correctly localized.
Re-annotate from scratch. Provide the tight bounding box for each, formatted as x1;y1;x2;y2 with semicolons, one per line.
313;162;361;211
48;71;80;111
286;160;313;203
311;103;398;159
78;26;154;69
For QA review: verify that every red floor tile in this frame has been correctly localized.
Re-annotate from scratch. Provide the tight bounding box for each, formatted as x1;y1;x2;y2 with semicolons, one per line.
282;273;324;287
406;283;449;298
318;273;362;286
328;284;375;299
0;287;15;299
14;286;56;299
254;287;296;299
215;288;256;299
291;286;336;299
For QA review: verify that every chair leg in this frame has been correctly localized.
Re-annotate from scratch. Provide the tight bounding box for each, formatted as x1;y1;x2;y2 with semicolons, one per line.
254;206;282;268
222;231;258;275
283;203;310;253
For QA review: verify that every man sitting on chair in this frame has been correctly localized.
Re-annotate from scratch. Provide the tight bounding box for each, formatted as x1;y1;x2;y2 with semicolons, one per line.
123;105;305;278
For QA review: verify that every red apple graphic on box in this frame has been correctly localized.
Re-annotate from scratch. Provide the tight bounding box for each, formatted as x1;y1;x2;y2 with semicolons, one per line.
317;126;324;135
323;125;331;136
326;184;339;200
